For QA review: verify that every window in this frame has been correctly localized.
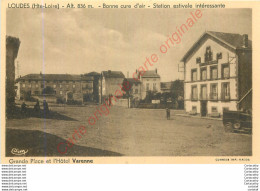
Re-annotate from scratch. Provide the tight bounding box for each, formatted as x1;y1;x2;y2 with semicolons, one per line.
192;106;197;112
211;107;218;112
222;64;230;79
191;69;197;81
73;84;76;88
59;91;63;95
53;84;56;89
146;83;150;91
60;84;62;88
210;84;218;100
217;52;222;60
153;83;156;91
210;66;218;80
221;82;230;100
191;86;198;100
35;84;39;88
196;57;201;64
223;107;229;112
205;46;213;62
201;68;207;81
87;82;93;88
22;84;25;88
200;85;207;100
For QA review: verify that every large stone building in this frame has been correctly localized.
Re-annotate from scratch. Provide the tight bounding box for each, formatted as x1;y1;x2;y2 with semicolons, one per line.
100;70;125;101
181;31;252;116
6;36;20;116
16;73;94;103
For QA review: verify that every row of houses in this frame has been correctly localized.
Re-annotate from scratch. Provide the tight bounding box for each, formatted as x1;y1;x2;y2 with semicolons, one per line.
16;69;165;104
11;30;252;117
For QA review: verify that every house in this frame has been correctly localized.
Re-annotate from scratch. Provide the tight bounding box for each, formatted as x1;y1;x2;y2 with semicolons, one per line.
100;70;125;101
16;73;94;103
6;36;20;115
139;69;161;100
181;31;252;117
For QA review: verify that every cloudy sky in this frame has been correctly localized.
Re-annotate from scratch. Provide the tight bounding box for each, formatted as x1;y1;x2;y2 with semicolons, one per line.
7;8;251;81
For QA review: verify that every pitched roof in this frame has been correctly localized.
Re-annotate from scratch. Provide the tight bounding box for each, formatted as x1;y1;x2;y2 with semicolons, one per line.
181;31;252;62
142;70;160;78
102;71;125;78
16;74;93;81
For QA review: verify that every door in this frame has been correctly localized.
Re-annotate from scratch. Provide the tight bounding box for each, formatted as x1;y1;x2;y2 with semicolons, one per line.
201;101;207;116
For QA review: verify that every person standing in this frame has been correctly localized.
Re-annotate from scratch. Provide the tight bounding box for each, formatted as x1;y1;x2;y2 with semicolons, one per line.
166;108;170;120
34;99;40;112
21;102;27;115
43;100;49;114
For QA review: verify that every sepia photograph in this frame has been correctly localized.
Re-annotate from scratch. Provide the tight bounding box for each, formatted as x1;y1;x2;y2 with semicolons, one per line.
4;7;252;158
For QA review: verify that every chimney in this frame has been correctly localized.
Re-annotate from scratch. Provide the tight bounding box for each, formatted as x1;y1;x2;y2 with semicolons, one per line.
243;34;248;48
155;68;157;74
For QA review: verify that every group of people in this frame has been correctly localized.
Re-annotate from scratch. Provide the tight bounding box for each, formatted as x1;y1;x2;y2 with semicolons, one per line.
21;100;49;115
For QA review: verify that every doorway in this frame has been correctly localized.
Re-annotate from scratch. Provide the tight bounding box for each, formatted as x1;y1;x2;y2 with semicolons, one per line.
200;101;207;117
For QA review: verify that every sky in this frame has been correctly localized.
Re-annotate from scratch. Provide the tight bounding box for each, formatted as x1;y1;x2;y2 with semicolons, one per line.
7;8;251;82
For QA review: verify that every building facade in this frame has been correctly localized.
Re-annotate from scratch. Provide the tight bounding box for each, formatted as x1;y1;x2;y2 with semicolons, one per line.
84;72;101;103
100;70;125;100
181;31;252;116
16;73;94;103
139;69;161;100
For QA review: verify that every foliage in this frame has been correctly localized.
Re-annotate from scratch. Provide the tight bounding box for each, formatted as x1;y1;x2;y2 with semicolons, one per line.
121;79;132;99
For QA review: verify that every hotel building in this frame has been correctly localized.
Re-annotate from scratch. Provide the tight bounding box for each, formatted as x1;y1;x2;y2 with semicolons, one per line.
181;31;252;116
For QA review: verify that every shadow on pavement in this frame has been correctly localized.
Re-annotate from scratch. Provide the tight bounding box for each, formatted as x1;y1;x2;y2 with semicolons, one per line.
7;106;77;121
6;129;122;157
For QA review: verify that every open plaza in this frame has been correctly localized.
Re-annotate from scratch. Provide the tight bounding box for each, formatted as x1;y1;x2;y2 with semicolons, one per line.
6;105;252;156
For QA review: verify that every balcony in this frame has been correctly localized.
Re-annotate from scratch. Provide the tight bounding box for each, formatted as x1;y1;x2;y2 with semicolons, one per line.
199;93;208;101
221;94;230;101
199;60;218;67
190;94;198;101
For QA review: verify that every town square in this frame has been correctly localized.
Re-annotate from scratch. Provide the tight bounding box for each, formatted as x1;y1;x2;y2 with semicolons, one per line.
5;8;252;157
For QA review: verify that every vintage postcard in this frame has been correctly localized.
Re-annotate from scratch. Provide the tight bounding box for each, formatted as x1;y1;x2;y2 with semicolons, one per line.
1;0;260;164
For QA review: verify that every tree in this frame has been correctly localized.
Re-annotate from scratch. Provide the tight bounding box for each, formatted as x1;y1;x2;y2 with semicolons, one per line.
170;80;184;109
121;79;132;99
